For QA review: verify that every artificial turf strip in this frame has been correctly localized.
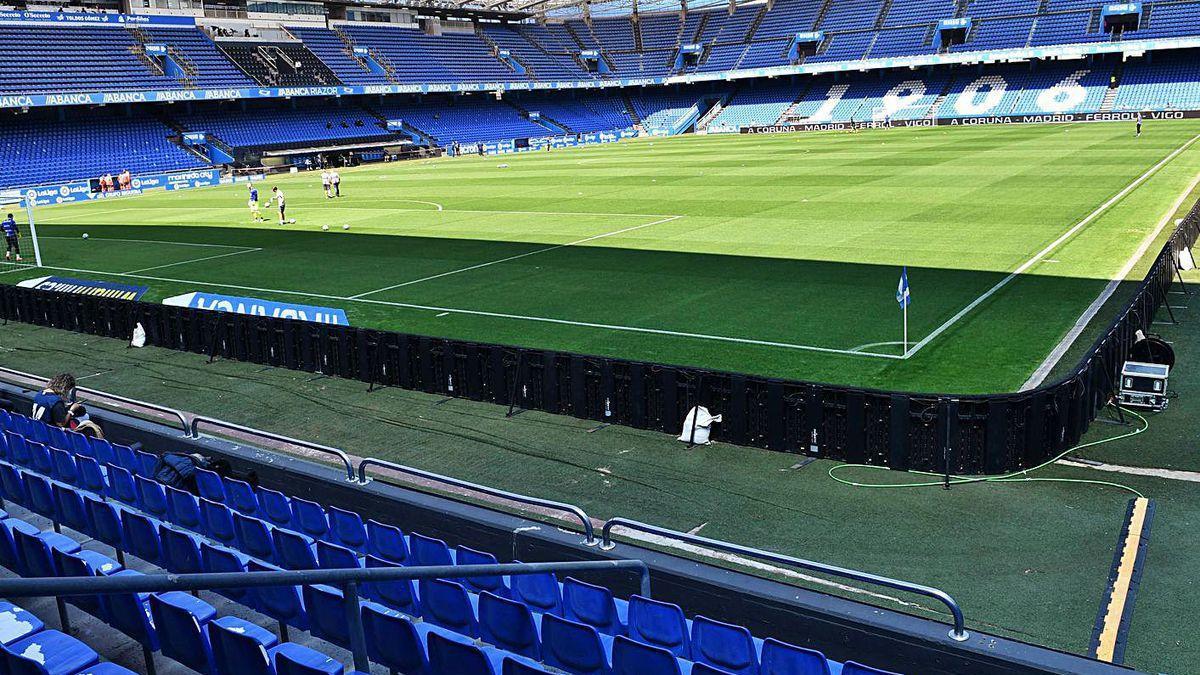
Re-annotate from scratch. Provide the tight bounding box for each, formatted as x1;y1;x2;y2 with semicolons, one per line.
4;317;1200;674
6;120;1200;393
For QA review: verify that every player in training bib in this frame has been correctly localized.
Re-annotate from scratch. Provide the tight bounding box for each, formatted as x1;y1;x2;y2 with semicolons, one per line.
248;184;264;223
2;213;20;262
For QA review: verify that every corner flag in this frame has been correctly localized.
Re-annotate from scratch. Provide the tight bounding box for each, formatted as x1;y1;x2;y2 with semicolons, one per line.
897;267;910;354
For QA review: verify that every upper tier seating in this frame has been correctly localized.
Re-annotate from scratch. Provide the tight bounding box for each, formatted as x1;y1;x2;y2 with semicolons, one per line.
217;40;341;87
0;24;178;95
0;111;207;188
0;407;902;675
140;26;258;88
286;26;390;85
342;25;516;84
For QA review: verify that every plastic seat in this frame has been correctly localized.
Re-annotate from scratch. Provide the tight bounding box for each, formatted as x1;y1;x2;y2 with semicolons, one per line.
83;494;126;562
3;432;29;468
159;524;204;575
247;559;310;634
224;477;259;516
612;634;688;675
409;532;455;567
201;498;238;547
273;642;344;675
102;570;160;671
51;482;91;536
22;473;57;522
194;467;226;503
326;506;367;553
48;447;78;486
427;630;509;675
420;577;481;637
361;601;442;673
106;464;139;508
457;546;509;597
148;591;219;675
301;584;352;649
275;527;319;571
0;601;43;646
14;528;80;580
209;616;282;675
502;658;555;675
0;463;25;508
760;638;832;675
842;662;901;675
234;512;277;563
121;510;164;565
76;455;108;495
478;590;541;660
691;615;761;675
290;497;329;541
136;449;159;479
541;613;613;675
628;594;691;658
66;429;93;459
27;441;53;477
257;486;293;528
362;554;420;616
3;629;99;674
114;444;140;476
510;566;563;616
200;541;253;604
316;539;361;570
135;475;169;519
91;439;118;468
166;485;203;531
366;519;408;563
562;577;628;636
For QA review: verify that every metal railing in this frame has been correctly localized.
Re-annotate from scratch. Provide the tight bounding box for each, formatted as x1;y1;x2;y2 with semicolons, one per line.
0;366;190;434
600;518;969;642
358;457;597;546
190;415;356;481
0;560;648;674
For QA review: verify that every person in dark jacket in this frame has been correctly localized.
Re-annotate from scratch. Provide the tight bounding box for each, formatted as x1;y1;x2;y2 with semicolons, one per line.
31;373;77;428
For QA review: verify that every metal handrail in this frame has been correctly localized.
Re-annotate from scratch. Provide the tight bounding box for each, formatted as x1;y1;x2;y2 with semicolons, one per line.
601;518;969;642
0;560;649;674
190;416;356;482
0;366;190;434
358;457;597;546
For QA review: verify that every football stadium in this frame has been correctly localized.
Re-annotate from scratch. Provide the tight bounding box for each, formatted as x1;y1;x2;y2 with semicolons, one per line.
1;0;1200;673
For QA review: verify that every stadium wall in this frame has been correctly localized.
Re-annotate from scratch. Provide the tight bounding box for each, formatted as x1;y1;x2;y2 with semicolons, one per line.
1;199;1196;475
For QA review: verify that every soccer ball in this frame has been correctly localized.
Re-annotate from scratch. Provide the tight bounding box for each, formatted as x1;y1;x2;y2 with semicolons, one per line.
342;224;349;230
322;225;329;231
82;233;89;240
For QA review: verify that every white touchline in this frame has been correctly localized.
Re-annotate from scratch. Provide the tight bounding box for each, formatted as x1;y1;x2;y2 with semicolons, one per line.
1021;167;1200;390
28;263;903;360
123;247;265;275
903;133;1200;360
349;215;685;299
42;236;257;250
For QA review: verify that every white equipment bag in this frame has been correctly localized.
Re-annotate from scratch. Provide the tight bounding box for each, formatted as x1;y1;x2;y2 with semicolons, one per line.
678;406;722;445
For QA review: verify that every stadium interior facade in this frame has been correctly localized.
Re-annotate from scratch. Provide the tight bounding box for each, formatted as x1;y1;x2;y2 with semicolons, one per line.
0;0;1198;674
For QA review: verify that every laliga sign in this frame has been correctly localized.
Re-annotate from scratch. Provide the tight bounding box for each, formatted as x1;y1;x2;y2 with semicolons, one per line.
164;292;350;326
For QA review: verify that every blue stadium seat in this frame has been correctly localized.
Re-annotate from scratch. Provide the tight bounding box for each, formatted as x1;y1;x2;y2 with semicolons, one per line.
361;602;436;673
541;613;613;675
273;642;345;675
77;456;108;495
362;555;420;616
223;477;260;516
50;482;91;535
166;485;203;531
301;584;352;649
159;524;204;574
148;591;219;675
408;532;455;567
83;494;126;565
2;628;99;674
120;510;164;565
691;615;762;675
48;447;77;487
274;527;319;571
200;541;253;604
420;578;481;638
0;517;34;571
208;615;282;675
22;473;57;522
234;512;278;563
194;467;226;504
135;474;169;520
327;506;367;553
0;601;43;648
628;594;691;659
290;497;330;541
316;540;361;570
510;565;563;616
760;638;833;675
562;577;628;636
365;519;408;563
102;570;161;670
456;545;508;597
427;630;512;675
106;464;139;509
258;486;294;528
201;498;238;547
27;442;53;478
14;527;79;580
478;590;541;660
611;634;688;675
248;559;310;634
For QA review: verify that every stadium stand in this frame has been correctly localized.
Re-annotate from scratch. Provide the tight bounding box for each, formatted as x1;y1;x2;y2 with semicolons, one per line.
285;26;390;85
139;26;258;88
172;104;393;150
1113;50;1200;111
0;111;208;188
512;91;635;132
0;405;889;675
376;96;552;144
0;24;179;94
216;40;341;87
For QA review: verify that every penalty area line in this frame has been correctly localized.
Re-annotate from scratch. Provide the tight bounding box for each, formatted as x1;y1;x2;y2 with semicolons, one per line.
122;247;265;275
349;215;685;299
904;132;1200;360
26;263;902;360
42;236;258;250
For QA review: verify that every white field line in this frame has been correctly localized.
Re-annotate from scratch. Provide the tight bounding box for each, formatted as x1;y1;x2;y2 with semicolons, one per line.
123;247;265;275
26;263;902;359
42;236;256;250
350;215;683;299
904;133;1200;360
1021;168;1200;390
0;265;35;276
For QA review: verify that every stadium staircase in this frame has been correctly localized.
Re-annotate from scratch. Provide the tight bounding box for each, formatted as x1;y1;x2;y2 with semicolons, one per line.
1099;61;1125;112
633;15;644;51
744;7;769;41
332;27;395;84
506;100;572;134
0;404;900;675
620;90;643;125
563;23;588;50
696;88;736;131
874;0;895;30
924;76;957;119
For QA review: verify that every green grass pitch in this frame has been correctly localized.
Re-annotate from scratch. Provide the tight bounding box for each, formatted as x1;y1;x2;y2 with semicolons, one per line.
6;120;1200;393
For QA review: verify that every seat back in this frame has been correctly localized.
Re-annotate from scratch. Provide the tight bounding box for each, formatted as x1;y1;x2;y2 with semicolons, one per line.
419;578;480;637
427;631;497;675
611;634;682;675
83;493;124;551
103;570;158;649
22;472;57;521
76;455;107;494
159;525;203;574
194;467;226;503
247;559;309;629
148;592;217;674
366;519;407;563
257;486;293;527
200;497;237;546
509;566;563;616
327;505;367;552
760;638;832;675
456;545;507;596
51;482;91;535
134;474;169;519
120;510;163;565
274;527;318;571
361;602;429;673
478;590;540;660
233;512;277;562
562;577;623;635
52;549;114;618
49;446;78;486
106;463;139;507
301;583;351;649
409;531;454;567
628;594;691;658
290;496;329;540
541;613;611;675
165;485;202;530
316;539;361;570
691;615;759;675
210;617;274;675
363;555;419;616
224;476;259;515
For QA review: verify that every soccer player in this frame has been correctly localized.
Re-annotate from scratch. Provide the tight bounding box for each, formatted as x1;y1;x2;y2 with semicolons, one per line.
1135;111;1143;138
331;169;341;198
2;212;20;262
247;184;263;222
321;170;332;199
272;186;290;225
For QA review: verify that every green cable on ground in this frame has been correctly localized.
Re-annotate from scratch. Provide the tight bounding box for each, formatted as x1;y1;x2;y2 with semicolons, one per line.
827;407;1149;497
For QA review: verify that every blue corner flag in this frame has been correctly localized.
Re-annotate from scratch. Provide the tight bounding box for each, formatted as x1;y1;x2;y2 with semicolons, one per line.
896;267;911;308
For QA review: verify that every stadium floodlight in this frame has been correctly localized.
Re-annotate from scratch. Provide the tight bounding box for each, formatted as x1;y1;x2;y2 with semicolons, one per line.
0;193;41;269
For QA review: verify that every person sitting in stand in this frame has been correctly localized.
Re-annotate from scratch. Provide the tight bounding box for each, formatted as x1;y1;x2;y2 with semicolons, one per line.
31;373;77;428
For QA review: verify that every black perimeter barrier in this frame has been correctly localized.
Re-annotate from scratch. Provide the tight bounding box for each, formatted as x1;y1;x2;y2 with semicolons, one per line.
2;198;1198;475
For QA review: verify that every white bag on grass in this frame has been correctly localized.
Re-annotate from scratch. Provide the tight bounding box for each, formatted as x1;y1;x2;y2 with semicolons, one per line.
678;406;722;445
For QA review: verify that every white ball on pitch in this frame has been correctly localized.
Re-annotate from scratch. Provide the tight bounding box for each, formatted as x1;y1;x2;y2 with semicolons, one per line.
322;225;329;231
342;224;349;230
82;233;89;239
